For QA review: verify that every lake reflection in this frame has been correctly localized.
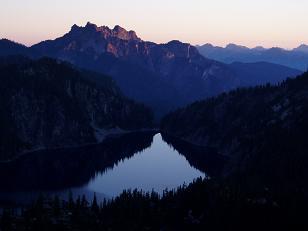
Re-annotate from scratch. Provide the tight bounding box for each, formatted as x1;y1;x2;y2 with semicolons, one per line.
0;132;220;205
87;133;205;197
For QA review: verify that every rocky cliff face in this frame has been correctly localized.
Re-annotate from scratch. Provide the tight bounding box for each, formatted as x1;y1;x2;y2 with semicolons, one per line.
30;23;240;116
2;24;300;117
0;57;153;161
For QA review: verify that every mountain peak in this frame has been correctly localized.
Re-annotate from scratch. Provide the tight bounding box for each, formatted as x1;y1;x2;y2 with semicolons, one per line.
203;43;214;48
111;25;140;41
70;22;97;33
167;40;184;45
226;43;249;50
70;24;81;32
113;25;125;31
298;44;308;48
85;22;98;29
70;22;141;41
252;46;266;51
294;44;308;53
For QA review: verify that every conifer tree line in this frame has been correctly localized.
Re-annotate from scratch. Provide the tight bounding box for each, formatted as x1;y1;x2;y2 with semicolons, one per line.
1;177;307;231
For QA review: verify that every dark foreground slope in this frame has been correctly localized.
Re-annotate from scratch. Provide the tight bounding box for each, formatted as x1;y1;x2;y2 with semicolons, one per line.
1;71;307;231
1;177;307;231
161;72;308;190
0;57;153;161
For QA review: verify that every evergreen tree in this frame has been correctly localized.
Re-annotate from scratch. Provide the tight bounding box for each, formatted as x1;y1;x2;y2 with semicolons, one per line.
0;209;12;230
52;195;60;216
68;191;74;210
91;193;99;213
81;195;88;209
76;195;81;210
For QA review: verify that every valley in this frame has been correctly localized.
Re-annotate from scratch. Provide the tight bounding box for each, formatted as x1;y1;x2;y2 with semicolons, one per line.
0;19;307;231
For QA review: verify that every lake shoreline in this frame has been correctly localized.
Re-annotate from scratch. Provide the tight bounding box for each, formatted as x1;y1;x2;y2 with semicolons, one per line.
0;129;159;164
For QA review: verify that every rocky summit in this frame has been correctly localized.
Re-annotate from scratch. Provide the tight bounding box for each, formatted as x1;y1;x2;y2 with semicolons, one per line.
0;23;301;118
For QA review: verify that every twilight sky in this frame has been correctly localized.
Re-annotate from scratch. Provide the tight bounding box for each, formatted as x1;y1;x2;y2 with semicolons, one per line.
1;0;307;48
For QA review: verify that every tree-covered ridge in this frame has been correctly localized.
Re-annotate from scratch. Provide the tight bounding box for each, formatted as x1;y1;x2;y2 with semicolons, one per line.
1;178;307;231
0;39;30;57
161;72;308;191
0;57;153;161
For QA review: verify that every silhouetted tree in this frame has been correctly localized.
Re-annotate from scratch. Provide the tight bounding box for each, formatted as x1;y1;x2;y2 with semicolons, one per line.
81;194;88;209
91;193;99;213
52;195;60;216
67;191;74;210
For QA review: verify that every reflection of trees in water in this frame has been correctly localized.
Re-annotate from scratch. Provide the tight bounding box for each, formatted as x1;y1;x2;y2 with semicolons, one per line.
0;132;156;191
161;133;227;178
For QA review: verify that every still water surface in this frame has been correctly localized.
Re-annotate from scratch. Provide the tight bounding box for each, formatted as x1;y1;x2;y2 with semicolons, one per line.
0;132;214;204
86;133;205;196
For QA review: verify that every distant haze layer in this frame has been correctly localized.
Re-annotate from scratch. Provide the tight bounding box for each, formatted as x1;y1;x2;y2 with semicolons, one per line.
1;0;307;48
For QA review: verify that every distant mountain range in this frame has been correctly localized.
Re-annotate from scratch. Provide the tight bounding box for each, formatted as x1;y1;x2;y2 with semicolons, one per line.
0;57;153;161
0;23;302;117
197;43;308;71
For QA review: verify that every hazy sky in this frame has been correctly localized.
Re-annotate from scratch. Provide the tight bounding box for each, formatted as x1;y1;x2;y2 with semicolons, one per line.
1;0;307;48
